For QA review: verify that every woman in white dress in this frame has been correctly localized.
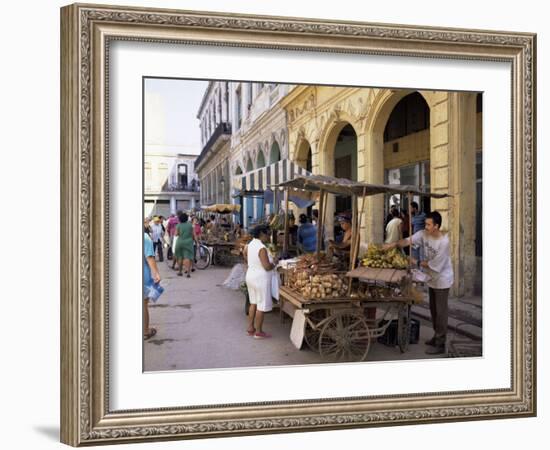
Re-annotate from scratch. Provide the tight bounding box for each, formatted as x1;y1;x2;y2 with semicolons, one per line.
244;225;278;339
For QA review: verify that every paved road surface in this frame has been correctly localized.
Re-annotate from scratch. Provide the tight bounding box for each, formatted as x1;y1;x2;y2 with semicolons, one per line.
144;262;476;372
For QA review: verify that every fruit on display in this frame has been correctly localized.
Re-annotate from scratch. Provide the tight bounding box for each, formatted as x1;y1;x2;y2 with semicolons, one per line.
269;213;285;231
361;244;409;269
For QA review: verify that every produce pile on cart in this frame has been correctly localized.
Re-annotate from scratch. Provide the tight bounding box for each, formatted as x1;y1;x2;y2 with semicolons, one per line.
361;244;409;269
286;254;349;300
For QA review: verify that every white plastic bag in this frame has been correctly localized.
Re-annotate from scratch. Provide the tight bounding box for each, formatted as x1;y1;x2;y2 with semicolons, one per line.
222;263;247;290
411;268;431;283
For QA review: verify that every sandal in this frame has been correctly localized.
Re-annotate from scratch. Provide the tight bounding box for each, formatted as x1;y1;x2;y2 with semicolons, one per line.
177;272;183;276
246;328;256;336
144;328;157;340
253;331;272;339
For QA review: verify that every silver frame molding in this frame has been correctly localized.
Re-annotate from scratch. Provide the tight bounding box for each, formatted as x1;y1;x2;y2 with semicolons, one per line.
60;3;536;446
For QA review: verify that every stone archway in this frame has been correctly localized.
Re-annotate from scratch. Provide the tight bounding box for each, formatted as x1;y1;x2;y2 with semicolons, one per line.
246;156;254;172
294;137;312;172
367;88;478;296
317;116;360;239
269;141;281;164
363;89;436;244
256;147;266;168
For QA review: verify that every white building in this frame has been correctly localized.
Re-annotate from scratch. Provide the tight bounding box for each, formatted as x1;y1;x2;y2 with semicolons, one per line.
196;81;295;228
195;82;232;208
144;151;200;218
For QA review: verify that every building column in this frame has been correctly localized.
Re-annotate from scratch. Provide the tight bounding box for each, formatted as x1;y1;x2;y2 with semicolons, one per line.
447;92;477;297
191;196;196;209
224;82;230;124
170;196;176;215
363;130;385;245
355;133;369;245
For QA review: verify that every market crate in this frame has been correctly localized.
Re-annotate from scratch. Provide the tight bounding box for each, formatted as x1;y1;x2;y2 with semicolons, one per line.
377;318;420;346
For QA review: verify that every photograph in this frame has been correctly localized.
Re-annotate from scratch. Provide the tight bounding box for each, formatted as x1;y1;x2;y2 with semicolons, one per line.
142;79;484;371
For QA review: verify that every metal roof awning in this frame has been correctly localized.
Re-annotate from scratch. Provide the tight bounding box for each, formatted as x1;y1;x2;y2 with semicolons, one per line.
275;174;451;198
233;159;312;193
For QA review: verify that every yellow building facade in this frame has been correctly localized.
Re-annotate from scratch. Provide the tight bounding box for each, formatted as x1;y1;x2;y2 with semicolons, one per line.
281;86;481;296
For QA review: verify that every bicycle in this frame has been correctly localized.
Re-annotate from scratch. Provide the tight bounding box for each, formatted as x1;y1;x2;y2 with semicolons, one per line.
194;242;212;270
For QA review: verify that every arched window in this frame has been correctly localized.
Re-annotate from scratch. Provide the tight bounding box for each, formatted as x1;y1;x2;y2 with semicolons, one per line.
257;150;266;168
384;92;429;142
269;142;281;164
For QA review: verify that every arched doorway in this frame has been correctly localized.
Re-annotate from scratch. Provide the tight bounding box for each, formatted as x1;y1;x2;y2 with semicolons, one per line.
334;124;357;219
319;119;359;240
294;138;313;217
234;165;244;224
382;92;431;240
269;141;281;164
256;149;266;168
295;139;312;172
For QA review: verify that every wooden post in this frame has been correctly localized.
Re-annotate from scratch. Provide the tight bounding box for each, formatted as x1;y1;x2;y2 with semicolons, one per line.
316;189;325;260
354;188;367;265
408;192;413;269
283;188;290;255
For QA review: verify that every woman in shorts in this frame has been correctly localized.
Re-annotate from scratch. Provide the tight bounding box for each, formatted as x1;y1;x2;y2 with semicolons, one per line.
243;225;277;339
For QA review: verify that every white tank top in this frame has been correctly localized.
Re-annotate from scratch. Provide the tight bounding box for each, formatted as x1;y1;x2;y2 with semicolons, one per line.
247;238;268;273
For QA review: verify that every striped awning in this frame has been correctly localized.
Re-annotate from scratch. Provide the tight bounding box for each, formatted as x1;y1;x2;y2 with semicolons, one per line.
234;159;311;192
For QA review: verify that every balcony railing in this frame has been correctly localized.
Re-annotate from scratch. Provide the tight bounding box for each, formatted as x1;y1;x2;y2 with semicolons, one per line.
165;183;200;192
195;122;232;167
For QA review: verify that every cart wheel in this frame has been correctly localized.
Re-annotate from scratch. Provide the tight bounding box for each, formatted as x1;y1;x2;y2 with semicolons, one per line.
397;305;411;353
195;245;211;270
214;248;231;266
303;310;326;352
318;311;371;362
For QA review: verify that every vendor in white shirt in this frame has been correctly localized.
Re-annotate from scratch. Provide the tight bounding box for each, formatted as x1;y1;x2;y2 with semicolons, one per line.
383;211;454;355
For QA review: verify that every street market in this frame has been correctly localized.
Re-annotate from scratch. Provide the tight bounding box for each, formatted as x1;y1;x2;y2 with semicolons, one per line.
142;80;483;371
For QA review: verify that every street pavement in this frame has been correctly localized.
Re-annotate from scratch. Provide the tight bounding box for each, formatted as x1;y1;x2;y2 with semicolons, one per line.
412;288;482;358
144;261;482;372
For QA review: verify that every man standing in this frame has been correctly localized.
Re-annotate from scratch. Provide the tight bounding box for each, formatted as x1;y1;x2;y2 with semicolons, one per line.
297;214;317;253
151;216;165;262
410;201;426;234
144;222;161;340
384;211;454;355
410;201;426;261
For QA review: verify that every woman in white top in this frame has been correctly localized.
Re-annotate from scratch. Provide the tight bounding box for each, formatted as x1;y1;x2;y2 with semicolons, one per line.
243;225;278;339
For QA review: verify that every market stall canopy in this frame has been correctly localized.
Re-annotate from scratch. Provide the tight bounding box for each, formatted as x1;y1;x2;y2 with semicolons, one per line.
233;159;312;193
275;174;451;198
202;204;241;214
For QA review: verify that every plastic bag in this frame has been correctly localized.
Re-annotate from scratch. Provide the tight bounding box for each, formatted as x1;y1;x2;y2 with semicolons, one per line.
411;268;431;283
145;282;164;302
222;263;247;290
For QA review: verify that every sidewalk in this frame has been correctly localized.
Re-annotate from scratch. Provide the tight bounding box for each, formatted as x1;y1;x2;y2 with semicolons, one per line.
412;291;482;342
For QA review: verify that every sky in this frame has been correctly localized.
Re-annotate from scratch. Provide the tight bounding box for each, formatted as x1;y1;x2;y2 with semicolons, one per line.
144;78;209;155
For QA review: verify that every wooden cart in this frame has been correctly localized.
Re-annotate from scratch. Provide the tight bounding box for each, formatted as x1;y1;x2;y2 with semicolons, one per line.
279;267;417;362
274;174;447;362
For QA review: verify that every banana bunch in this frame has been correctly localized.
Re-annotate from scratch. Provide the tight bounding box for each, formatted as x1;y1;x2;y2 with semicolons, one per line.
269;213;287;231
361;244;409;269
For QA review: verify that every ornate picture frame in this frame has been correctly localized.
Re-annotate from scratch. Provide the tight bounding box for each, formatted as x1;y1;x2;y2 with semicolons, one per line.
60;3;536;446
